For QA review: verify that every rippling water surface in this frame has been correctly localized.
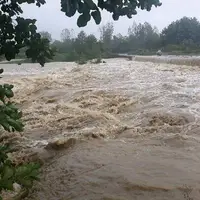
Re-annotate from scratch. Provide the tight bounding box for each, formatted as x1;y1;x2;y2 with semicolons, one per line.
1;58;200;200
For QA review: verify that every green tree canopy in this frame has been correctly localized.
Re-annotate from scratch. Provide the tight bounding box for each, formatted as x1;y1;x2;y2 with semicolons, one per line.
128;22;160;50
99;22;114;51
161;17;200;46
0;0;55;65
40;31;52;42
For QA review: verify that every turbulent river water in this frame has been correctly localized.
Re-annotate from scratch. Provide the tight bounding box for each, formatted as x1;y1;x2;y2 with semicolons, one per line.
1;58;200;200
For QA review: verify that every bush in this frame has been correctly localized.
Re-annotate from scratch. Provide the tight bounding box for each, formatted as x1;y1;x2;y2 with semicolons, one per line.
0;69;40;199
0;146;40;195
76;55;87;65
65;51;79;62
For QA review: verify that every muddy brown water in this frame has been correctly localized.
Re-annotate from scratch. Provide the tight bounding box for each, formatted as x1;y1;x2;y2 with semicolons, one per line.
1;59;200;200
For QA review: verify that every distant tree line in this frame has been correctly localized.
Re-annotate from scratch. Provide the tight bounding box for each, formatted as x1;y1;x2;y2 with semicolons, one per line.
10;16;200;63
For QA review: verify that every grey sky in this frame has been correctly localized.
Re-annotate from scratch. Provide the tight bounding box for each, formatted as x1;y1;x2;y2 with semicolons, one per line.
22;0;200;40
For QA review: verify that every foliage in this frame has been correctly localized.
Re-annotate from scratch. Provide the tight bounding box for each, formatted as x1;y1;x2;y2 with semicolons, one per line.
51;18;200;62
0;145;40;198
0;0;162;64
0;69;24;132
0;0;55;66
52;21;160;63
10;16;200;64
161;17;200;48
99;21;160;55
52;29;102;62
127;22;160;51
0;68;40;198
61;0;162;27
100;22;114;52
51;17;200;62
76;55;87;65
40;31;52;42
60;28;75;42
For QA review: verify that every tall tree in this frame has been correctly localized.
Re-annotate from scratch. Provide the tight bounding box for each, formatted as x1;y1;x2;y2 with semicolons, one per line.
161;17;200;47
40;31;52;42
74;31;87;55
111;34;129;53
126;22;160;52
99;22;114;51
85;34;101;59
60;28;74;42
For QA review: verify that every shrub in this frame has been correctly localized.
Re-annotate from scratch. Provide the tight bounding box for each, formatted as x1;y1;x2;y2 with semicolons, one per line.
76;54;87;65
0;69;40;199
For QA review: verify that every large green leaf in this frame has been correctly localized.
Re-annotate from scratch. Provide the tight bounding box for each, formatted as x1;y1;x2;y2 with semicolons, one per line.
2;166;14;180
91;10;101;25
0;179;13;190
84;0;96;9
77;14;88;27
5;89;14;98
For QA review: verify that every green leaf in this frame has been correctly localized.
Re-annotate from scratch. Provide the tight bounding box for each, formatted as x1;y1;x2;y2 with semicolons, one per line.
77;14;88;27
17;179;33;187
132;10;137;15
84;0;96;9
0;122;11;132
7;118;24;132
18;111;23;118
5;89;14;98
2;166;14;180
0;180;13;190
112;13;119;21
91;10;101;25
15;163;40;187
0;145;9;162
29;24;37;33
77;1;85;13
63;0;77;17
15;163;40;178
27;0;35;3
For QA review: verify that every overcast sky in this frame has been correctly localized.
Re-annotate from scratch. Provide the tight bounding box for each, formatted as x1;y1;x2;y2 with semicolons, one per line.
22;0;200;40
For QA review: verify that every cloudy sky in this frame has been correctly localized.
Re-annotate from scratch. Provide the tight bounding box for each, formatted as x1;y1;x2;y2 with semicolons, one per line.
22;0;200;40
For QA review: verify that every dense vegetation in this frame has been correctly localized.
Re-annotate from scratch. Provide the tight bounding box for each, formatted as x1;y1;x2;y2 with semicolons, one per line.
36;16;200;63
161;17;200;54
0;69;40;199
7;16;200;64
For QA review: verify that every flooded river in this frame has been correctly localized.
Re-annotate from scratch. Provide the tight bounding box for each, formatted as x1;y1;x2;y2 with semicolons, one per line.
1;58;200;200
